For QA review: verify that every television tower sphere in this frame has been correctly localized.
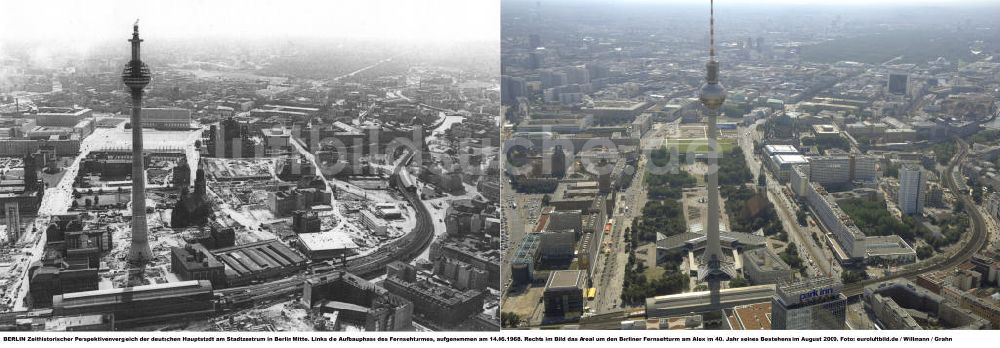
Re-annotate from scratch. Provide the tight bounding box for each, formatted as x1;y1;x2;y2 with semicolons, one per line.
699;62;726;110
122;21;151;91
122;60;151;90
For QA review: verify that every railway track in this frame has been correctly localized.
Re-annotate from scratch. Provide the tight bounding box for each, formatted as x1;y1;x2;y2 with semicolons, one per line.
217;151;435;306
344;151;433;277
535;139;990;329
842;139;987;297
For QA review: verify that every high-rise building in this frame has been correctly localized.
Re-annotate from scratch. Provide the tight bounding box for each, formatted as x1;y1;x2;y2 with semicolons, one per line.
216;116;252;158
771;277;847;330
808;156;851;185
851;155;878;182
538;229;574;262
542;270;584;319
808;155;878;186
898;165;925;215
528;34;541;49
121;21;153;264
4;202;20;245
501;75;527;105
888;73;909;95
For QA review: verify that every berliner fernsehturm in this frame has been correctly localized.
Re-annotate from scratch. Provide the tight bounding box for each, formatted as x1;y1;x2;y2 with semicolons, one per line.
698;0;735;311
122;20;153;264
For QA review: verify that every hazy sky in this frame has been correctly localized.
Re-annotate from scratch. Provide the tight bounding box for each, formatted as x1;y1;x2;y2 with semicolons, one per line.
1;0;499;45
605;0;996;4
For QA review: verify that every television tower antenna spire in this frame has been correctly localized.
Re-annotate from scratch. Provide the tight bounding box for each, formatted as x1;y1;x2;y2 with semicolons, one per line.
710;0;716;60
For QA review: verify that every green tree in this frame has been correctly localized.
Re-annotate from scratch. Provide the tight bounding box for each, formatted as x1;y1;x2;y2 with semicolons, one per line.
841;269;867;284
633;199;687;242
645;147;697;199
796;210;808;226
916;245;933;260
718;148;754;186
780;243;806;273
932;142;957;165
500;312;521;328
839;198;923;242
972;184;984;205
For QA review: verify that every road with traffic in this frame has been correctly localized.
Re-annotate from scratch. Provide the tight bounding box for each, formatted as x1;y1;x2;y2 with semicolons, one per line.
554;137;990;329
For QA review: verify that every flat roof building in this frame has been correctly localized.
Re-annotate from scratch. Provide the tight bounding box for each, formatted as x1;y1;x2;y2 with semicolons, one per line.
297;232;360;261
171;243;227;288
771;277;846;330
211;239;308;286
547;210;583;237
510;233;541;286
44;314;114;331
768;154;808;182
360;210;388;236
763;145;799;157
582;100;652;124
741;248;794;286
301;271;413;331
52;280;214;329
812;124;840;139
139;108;191;129
864;235;917;265
806;182;867;260
645;285;776;319
34;108;92;127
383;262;484;328
728;302;772;330
543;270;585;320
539;229;575;262
864;280;991;330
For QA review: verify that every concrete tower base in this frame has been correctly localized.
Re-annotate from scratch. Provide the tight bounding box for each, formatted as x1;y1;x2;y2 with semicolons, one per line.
128;242;153;264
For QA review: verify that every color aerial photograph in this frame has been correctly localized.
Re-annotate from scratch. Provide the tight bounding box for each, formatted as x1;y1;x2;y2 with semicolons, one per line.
0;0;501;332
500;0;1000;330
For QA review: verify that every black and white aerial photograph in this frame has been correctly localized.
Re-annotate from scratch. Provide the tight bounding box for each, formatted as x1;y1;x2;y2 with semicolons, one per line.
0;0;501;332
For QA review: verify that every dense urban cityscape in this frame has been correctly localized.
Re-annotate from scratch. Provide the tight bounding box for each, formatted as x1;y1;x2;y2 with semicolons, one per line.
500;0;1000;330
0;1;500;331
3;0;1000;338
